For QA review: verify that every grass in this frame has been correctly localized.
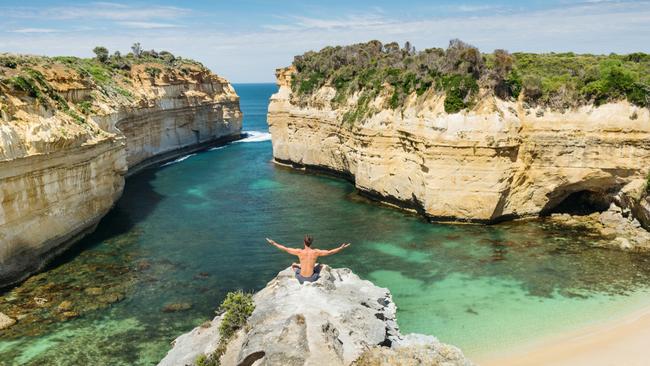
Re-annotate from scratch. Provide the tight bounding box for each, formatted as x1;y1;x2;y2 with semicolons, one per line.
195;291;255;366
289;40;650;122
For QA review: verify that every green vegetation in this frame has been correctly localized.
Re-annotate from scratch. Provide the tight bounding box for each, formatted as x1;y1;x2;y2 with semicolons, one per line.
290;40;650;121
0;44;208;125
145;66;162;79
194;291;255;366
92;46;109;63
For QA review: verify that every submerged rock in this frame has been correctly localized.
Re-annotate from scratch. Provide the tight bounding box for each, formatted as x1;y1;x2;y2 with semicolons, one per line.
0;312;17;330
549;203;650;250
158;267;472;366
162;302;193;313
84;287;104;296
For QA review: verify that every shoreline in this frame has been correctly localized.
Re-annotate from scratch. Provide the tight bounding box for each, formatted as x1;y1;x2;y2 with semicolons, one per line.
479;300;650;366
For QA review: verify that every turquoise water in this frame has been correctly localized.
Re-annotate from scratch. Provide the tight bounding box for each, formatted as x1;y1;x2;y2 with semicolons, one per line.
2;83;650;365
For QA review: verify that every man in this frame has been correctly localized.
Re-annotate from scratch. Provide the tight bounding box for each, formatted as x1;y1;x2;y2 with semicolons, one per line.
266;236;351;284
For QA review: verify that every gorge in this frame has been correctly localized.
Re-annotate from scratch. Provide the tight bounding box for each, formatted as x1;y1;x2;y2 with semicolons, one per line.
1;41;650;366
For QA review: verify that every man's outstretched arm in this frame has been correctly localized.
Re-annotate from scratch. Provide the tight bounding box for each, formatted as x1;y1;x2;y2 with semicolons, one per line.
266;238;301;255
317;243;351;257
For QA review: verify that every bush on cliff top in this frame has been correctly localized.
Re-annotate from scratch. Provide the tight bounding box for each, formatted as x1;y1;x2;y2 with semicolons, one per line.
289;40;650;120
195;290;255;366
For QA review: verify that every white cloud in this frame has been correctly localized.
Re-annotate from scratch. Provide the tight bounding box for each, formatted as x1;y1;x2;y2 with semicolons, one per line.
455;4;500;12
0;1;648;82
118;22;183;29
1;3;191;21
9;28;61;33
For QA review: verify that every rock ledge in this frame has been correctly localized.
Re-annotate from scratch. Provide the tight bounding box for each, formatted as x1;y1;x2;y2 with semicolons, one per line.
158;267;472;366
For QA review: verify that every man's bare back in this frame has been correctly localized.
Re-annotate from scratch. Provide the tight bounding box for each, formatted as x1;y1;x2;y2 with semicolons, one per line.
266;236;351;279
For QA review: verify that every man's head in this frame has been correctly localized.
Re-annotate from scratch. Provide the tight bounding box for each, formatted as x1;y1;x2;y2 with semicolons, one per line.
304;235;313;247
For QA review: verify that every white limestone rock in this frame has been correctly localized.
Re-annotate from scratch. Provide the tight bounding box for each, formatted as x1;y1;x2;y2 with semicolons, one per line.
158;267;472;366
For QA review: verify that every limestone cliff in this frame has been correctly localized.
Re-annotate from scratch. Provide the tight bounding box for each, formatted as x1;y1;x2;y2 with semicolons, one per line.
158;267;472;366
0;55;241;287
268;66;650;234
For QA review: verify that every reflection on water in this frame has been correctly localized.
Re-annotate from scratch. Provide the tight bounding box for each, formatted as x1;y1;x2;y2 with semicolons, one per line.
1;84;650;365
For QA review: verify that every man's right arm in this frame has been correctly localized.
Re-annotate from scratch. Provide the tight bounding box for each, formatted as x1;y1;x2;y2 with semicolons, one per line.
266;238;301;255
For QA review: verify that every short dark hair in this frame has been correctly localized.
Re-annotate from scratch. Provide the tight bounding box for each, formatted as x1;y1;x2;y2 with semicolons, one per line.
304;235;313;247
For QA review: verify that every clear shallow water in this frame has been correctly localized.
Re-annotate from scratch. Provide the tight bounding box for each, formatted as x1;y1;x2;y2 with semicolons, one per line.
2;83;650;365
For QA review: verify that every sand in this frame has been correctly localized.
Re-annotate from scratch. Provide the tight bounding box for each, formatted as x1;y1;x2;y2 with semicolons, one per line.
479;305;650;366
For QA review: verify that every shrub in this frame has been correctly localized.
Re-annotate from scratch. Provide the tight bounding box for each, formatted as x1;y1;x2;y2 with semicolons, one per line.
195;291;255;366
78;100;93;115
1;56;18;69
522;75;542;101
9;75;40;98
441;74;478;113
93;46;109;63
218;290;255;340
289;41;650;121
145;66;162;79
131;42;142;58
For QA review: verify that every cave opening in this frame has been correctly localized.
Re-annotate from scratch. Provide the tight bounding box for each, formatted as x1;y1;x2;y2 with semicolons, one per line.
544;190;611;216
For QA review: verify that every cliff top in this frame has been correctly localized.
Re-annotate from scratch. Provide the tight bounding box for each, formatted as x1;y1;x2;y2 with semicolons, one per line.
0;49;238;162
0;50;232;126
159;266;472;366
284;39;650;121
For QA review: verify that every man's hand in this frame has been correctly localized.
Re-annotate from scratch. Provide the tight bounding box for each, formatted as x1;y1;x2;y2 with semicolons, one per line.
266;238;276;245
340;243;351;249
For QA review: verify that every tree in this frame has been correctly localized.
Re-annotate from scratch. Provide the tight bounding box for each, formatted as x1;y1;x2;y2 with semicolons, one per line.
131;42;142;58
93;46;109;63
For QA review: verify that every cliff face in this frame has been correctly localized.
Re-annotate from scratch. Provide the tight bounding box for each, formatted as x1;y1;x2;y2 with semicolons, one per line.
113;65;241;170
268;67;650;228
0;58;241;287
158;267;472;366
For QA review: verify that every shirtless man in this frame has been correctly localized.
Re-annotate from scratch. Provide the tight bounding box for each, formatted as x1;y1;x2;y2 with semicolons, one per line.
266;236;351;283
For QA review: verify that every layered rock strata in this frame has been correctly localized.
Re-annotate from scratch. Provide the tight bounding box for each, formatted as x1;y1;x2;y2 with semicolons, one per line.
0;60;241;287
158;267;471;366
268;67;650;236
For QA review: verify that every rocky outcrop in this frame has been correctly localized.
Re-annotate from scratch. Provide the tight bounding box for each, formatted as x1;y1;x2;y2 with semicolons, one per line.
158;267;471;366
0;59;241;288
615;179;650;231
268;67;650;233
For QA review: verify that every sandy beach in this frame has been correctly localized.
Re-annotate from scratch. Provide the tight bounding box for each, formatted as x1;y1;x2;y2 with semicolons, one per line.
480;304;650;366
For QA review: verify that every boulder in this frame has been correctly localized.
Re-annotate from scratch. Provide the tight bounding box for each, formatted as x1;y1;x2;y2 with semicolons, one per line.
158;267;472;366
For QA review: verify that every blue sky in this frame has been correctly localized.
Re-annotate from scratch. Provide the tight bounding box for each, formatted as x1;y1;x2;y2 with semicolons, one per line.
1;0;649;82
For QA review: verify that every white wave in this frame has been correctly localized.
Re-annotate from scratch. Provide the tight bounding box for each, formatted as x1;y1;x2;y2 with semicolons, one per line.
161;153;196;167
235;131;272;143
209;146;226;151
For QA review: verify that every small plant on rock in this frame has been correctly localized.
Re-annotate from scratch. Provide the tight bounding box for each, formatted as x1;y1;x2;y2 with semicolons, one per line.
194;290;255;366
